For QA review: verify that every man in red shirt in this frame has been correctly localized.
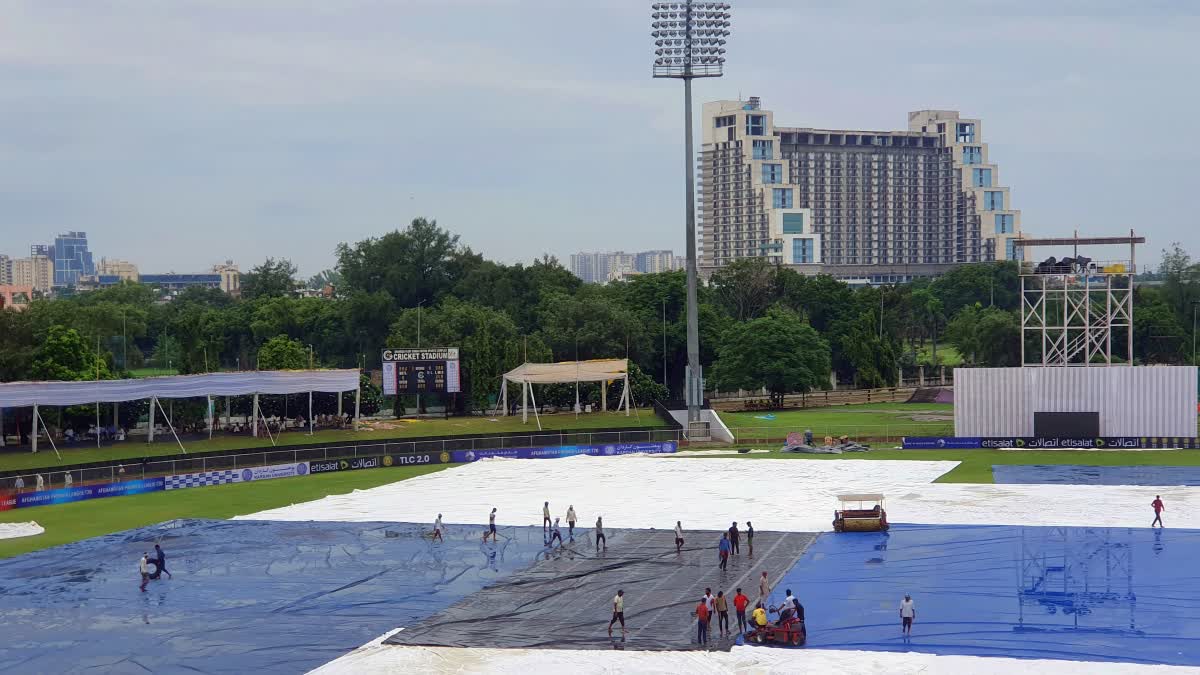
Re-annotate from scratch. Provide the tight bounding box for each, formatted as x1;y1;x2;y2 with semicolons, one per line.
733;587;751;634
1152;495;1165;528
694;597;710;645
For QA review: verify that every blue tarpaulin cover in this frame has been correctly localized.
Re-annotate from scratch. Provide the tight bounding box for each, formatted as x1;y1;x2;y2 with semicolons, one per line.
770;524;1200;666
0;519;551;674
993;464;1200;486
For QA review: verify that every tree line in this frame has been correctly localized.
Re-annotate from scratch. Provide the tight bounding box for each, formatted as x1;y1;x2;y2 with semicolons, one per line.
1;218;1196;415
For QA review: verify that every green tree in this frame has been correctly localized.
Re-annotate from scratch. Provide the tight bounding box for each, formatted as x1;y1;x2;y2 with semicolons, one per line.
535;286;648;363
306;268;343;291
241;258;299;300
831;311;899;388
1134;289;1187;364
931;261;1019;314
30;326;113;381
337;217;474;309
946;305;1020;366
709;258;778;321
911;288;946;364
710;307;831;407
257;335;309;370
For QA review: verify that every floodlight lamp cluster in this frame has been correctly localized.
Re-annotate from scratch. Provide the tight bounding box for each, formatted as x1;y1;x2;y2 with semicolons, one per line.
650;1;731;76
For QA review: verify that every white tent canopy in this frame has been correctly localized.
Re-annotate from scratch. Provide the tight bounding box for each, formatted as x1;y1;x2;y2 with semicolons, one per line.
0;369;362;456
499;359;631;429
504;359;629;385
0;369;360;408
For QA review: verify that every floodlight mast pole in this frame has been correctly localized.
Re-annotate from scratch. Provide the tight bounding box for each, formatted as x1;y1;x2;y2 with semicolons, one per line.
651;1;730;425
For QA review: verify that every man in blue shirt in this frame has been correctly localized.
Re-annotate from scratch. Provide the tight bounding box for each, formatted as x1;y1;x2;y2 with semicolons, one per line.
718;533;731;570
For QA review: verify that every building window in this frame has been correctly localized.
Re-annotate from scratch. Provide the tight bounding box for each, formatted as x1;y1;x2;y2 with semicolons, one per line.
957;123;976;143
782;213;804;234
762;163;782;184
962;146;982;164
972;168;993;187
995;213;1014;234
1006;238;1019;261
746;114;765;136
772;188;793;209
714;115;735;128
983;191;1004;210
752;139;773;160
792;238;814;264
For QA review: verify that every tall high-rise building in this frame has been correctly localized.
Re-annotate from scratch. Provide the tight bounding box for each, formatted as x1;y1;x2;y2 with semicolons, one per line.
212;261;241;297
51;231;94;287
96;257;139;281
0;254;12;285
636;250;678;274
699;98;1023;283
570;250;683;283
13;254;53;294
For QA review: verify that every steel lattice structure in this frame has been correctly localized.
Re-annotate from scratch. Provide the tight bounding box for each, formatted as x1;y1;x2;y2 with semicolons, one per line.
1016;233;1142;367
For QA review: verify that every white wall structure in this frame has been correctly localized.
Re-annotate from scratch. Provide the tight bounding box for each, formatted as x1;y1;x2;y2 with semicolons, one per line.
955;366;1197;437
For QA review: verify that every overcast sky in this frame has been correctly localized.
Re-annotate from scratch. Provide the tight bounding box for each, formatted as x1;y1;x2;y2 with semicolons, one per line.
1;1;1196;277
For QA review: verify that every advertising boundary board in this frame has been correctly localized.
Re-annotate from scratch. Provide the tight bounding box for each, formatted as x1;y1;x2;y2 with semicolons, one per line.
308;453;446;474
903;436;1197;450
3;477;165;511
451;441;677;463
165;462;310;491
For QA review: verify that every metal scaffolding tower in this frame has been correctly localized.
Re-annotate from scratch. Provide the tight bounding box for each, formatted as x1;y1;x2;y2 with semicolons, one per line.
1016;232;1144;367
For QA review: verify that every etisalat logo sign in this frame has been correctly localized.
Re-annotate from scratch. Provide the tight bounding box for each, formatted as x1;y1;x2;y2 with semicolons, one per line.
993;437;1141;449
309;454;443;474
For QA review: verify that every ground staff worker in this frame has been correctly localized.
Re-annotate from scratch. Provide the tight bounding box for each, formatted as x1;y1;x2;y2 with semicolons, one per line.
608;589;626;636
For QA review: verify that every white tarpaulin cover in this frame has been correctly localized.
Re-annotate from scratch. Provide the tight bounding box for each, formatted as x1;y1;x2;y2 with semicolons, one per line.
0;522;44;540
0;369;360;408
502;360;627;384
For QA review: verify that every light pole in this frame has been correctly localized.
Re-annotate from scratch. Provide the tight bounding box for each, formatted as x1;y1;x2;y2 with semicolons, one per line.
651;1;731;424
1193;301;1199;365
416;300;425;416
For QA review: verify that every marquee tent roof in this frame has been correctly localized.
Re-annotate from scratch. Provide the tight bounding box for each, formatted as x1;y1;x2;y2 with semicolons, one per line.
0;369;360;408
502;360;628;384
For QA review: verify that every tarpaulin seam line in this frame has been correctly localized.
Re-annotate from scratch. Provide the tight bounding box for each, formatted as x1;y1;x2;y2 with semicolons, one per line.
627;532;806;643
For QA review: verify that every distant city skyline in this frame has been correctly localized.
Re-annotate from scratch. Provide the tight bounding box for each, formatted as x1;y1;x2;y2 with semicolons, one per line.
2;2;1197;275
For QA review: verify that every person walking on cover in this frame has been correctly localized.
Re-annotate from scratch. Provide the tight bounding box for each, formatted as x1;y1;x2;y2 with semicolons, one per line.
549;517;563;547
733;587;750;634
703;587;715;637
1152;495;1165;528
728;522;740;555
718;533;731;570
674;520;685;553
900;593;916;635
543;501;552;531
139;552;151;592
693;597;710;645
746;520;755;557
154;544;172;580
595;515;607;550
758;570;769;604
608;589;626;636
432;513;444;542
566;504;577;537
484;507;498;542
715;590;730;637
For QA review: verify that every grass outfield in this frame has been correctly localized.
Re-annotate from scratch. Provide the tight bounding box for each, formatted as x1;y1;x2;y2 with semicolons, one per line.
678;446;1200;483
0;463;451;558
0;409;664;473
719;402;953;442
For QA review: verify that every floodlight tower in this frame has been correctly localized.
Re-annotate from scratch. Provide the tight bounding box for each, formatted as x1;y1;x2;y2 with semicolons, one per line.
650;1;731;426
